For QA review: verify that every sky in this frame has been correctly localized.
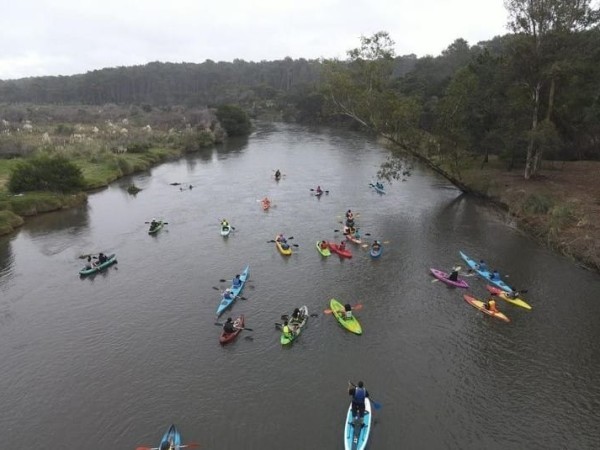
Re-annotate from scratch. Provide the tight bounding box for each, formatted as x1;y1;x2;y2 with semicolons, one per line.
0;0;509;80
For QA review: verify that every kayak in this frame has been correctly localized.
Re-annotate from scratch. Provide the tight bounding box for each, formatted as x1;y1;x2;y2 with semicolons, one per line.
79;253;117;276
159;424;182;450
148;220;164;235
344;398;372;450
430;268;469;288
486;285;532;310
330;299;362;335
280;305;309;345
463;294;510;322
315;190;324;197
370;182;385;194
329;242;352;258
262;199;271;210
459;250;514;293
219;315;244;344
220;223;231;236
216;265;249;317
370;244;383;259
316;241;331;256
275;236;292;255
343;227;362;244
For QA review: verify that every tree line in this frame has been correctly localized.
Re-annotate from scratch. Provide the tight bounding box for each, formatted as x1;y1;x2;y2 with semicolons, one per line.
1;0;599;182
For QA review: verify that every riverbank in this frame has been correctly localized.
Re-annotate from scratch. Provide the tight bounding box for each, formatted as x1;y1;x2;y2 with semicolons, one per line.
0;145;188;235
461;160;600;272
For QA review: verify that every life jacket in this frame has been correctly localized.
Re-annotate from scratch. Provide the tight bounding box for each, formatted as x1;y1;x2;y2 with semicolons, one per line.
353;387;366;403
488;300;498;312
283;325;292;336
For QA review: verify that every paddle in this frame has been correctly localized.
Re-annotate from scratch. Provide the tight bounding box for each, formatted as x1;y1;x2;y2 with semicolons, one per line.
324;304;363;314
348;381;382;410
145;221;169;224
310;188;329;194
267;240;299;247
136;444;199;450
211;287;248;300
219;278;253;283
214;322;254;331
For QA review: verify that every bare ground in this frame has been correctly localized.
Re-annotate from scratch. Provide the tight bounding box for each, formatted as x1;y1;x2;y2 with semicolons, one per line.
470;161;600;272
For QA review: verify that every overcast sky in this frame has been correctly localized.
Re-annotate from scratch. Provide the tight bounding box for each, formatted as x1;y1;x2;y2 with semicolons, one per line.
0;0;509;80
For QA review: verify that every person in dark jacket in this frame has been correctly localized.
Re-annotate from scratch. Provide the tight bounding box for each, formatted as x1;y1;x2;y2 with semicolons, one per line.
348;381;370;420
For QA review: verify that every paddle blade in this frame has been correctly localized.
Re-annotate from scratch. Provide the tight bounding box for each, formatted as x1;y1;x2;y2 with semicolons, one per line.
371;400;382;410
323;309;333;314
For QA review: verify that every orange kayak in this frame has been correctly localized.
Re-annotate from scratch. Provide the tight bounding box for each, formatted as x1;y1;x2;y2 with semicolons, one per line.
463;294;510;322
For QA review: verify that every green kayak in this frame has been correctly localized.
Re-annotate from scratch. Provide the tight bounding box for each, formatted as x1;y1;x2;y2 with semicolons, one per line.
280;306;309;345
330;299;362;335
148;220;164;235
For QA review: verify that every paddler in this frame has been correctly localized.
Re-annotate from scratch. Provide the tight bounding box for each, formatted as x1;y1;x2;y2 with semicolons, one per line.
343;303;353;320
485;297;499;313
447;266;460;282
282;320;294;340
223;317;236;334
348;381;370;421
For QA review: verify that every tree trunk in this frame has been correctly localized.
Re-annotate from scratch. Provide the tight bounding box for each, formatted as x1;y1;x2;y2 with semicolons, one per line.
524;82;541;180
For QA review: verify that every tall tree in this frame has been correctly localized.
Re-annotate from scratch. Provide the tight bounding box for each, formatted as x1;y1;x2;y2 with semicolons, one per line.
504;0;600;178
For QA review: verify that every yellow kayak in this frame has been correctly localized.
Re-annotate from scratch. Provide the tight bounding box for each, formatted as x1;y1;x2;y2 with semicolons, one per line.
486;285;532;310
275;236;292;255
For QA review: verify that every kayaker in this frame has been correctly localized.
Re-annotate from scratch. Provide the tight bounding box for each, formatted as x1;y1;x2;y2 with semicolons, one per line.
262;197;270;204
376;181;384;190
477;260;489;272
221;218;229;227
232;274;242;288
84;255;94;269
485;298;499;313
346;218;355;228
348;381;370;420
489;270;500;280
371;240;381;251
320;240;329;250
223;288;234;300
346;209;354;220
343;303;353;320
339;241;347;252
290;308;303;324
354;229;361;239
506;290;521;299
150;218;159;230
98;253;108;264
316;185;323;195
223;317;236;333
447;266;460;282
282;320;294;340
275;169;281;178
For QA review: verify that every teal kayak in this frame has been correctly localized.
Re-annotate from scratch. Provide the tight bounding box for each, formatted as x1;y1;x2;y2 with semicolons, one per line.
344;398;372;450
148;220;165;235
459;250;514;293
79;254;117;276
216;265;249;317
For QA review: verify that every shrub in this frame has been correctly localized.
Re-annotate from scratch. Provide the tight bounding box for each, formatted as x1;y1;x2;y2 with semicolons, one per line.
8;155;85;193
522;194;554;215
215;104;252;136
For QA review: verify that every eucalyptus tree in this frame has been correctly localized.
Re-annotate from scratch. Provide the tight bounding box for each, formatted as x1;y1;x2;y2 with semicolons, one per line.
504;0;600;178
322;31;472;191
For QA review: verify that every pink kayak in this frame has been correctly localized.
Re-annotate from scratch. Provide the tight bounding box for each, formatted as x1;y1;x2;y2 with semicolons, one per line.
430;268;469;288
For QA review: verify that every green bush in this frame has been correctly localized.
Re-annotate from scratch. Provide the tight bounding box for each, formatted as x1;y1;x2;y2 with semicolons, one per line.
127;142;151;153
522;194;554;215
215;104;252;136
8;155;85;193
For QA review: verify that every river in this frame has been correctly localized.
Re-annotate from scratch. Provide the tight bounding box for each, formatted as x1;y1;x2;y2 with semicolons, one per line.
0;122;599;450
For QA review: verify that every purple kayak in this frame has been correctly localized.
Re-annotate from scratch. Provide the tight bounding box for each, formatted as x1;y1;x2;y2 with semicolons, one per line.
430;268;469;288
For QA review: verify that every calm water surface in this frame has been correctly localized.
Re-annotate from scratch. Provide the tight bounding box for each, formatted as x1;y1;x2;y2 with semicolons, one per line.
1;123;599;450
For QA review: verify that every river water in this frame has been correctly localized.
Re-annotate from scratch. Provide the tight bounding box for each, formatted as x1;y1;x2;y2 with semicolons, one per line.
1;122;599;450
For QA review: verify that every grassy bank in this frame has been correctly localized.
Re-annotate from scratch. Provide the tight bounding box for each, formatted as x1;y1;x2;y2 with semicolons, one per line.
460;159;600;273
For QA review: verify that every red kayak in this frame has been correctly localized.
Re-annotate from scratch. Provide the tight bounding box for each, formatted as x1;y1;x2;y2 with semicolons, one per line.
328;242;352;258
219;315;244;344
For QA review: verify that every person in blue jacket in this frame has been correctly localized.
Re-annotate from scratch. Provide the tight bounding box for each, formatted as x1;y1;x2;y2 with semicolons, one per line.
348;381;370;421
232;274;242;288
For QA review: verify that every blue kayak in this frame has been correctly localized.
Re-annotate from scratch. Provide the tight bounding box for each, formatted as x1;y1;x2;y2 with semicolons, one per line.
216;265;249;317
159;424;181;450
344;398;372;450
459;250;513;293
370;182;385;194
369;243;383;259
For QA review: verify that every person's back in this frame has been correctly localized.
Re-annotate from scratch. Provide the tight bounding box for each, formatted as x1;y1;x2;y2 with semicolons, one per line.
344;304;353;320
339;241;346;251
486;298;498;313
349;381;369;420
320;240;328;249
448;266;459;281
223;318;236;333
282;321;293;338
232;275;242;288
